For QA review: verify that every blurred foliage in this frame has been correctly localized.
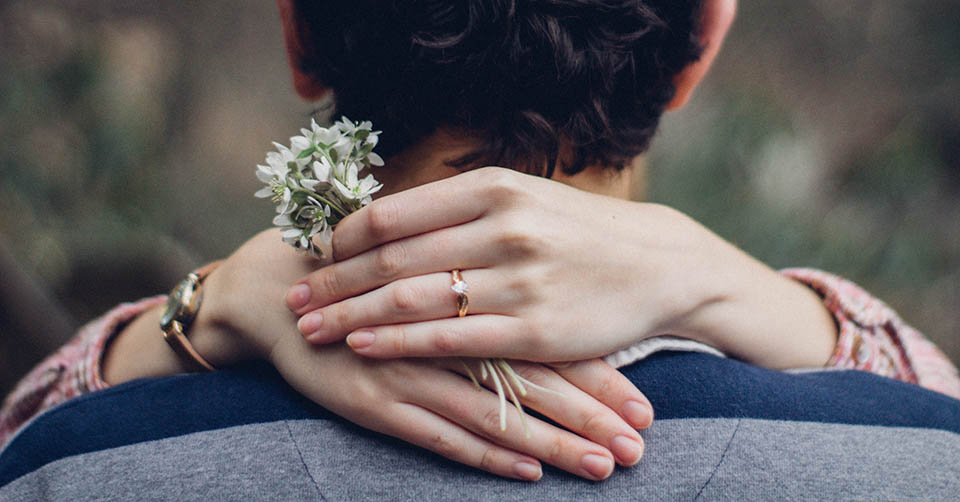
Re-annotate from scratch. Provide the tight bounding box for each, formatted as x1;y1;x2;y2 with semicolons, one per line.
1;1;958;394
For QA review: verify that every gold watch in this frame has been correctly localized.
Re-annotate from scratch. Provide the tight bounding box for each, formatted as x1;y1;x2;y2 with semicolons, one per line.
160;261;222;371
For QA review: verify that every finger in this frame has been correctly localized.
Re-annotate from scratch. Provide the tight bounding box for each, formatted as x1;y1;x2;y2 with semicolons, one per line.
549;359;654;430
381;402;544;481
344;315;542;360
299;269;524;344
331;171;494;261
442;359;647;467
287;220;498;315
412;367;618;481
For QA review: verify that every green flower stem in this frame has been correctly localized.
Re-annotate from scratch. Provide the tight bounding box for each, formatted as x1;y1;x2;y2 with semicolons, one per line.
294;188;350;219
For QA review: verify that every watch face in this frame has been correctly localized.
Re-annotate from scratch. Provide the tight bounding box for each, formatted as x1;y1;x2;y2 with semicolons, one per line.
160;281;187;327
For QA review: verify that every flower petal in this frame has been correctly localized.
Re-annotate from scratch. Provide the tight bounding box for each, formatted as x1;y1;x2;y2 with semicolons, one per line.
333;178;355;200
319;225;333;244
290;135;311;153
346;162;359;186
367;152;384;166
273;214;293;226
256;165;275;182
313;159;331;182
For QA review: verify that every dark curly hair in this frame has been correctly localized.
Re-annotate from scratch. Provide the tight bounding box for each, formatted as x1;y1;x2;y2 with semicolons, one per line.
289;0;703;177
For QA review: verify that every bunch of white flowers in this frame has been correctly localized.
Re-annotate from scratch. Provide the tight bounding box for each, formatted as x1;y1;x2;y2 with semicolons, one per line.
255;116;384;257
256;117;557;437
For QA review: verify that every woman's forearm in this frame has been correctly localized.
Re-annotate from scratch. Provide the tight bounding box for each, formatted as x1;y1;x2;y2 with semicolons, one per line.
101;268;257;386
680;249;838;370
100;305;214;385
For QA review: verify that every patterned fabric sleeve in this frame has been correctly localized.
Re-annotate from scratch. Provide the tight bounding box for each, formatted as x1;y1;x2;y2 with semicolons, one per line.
0;296;165;449
782;268;960;400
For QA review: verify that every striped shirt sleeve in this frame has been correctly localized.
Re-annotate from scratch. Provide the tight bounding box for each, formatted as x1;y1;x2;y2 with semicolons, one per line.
0;296;165;449
782;268;960;399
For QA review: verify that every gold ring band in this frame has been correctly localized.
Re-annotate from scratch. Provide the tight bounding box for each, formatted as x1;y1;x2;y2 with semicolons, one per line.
451;269;469;317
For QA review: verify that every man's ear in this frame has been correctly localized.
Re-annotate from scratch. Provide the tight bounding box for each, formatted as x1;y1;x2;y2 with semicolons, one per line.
666;0;737;110
277;0;330;100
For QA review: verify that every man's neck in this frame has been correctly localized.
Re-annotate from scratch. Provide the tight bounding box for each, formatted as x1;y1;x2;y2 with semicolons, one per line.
376;128;641;200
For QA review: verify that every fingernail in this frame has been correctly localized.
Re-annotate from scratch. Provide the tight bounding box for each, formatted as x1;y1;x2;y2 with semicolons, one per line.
513;461;542;481
580;454;614;480
298;313;323;338
286;284;311;311
346;331;375;350
622;400;653;429
610;435;644;466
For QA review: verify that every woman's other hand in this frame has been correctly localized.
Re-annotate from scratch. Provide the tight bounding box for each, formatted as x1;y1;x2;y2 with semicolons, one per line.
286;167;837;369
270;337;653;481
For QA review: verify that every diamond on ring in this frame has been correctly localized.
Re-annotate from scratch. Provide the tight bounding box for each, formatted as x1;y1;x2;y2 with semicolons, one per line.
451;270;469;317
451;279;469;295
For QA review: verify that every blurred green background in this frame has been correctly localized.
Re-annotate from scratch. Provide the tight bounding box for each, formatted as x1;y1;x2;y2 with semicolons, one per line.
1;1;958;396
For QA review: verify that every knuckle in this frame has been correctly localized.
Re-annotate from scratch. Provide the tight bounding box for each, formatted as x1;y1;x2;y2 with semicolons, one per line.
480;168;523;200
494;224;543;260
367;200;402;239
389;283;421;313
331;305;352;331
506;276;535;304
478;447;498;471
547;437;568;463
579;411;606;437
391;325;409;354
433;328;464;354
330;225;347;257
481;407;504;434
594;372;615;400
315;269;342;300
373;243;406;278
428;432;460;458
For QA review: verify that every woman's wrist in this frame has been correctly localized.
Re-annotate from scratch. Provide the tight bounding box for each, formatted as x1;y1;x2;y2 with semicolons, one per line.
680;249;838;369
192;266;263;365
102;304;196;385
101;265;265;386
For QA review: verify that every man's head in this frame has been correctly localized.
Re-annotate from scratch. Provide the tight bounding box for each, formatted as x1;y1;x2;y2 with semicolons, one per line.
278;0;735;177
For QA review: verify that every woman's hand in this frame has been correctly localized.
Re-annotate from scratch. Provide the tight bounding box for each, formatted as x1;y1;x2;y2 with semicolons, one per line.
270;338;653;481
108;229;654;481
286;167;837;369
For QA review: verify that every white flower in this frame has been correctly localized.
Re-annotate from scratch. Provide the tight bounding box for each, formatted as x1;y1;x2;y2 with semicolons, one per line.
255;142;311;214
290;134;312;155
312;158;332;183
259;117;384;253
301;118;344;148
269;142;309;173
331;136;353;163
333;162;383;204
336;116;372;135
300;158;333;191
